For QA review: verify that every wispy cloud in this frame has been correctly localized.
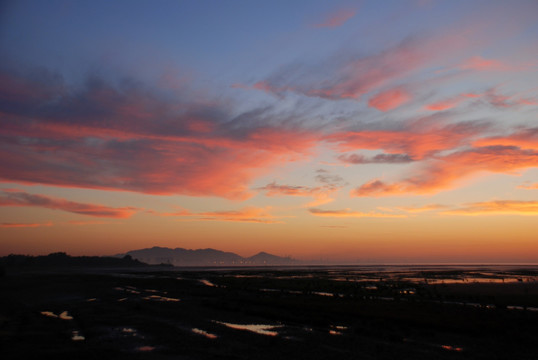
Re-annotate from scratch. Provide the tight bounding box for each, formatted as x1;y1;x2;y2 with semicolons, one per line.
517;182;538;190
326;119;488;160
313;8;356;28
195;207;283;224
150;206;283;224
0;70;318;200
259;181;340;206
0;190;137;218
1;222;53;228
457;56;512;72
308;208;405;218
352;145;538;197
396;204;449;213
368;88;412;111
338;153;414;165
67;220;117;225
443;200;538;216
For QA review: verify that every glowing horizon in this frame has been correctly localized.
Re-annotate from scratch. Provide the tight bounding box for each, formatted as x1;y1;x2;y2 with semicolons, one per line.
1;0;537;263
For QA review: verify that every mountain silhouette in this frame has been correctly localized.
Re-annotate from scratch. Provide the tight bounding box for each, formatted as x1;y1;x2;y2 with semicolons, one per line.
118;246;297;266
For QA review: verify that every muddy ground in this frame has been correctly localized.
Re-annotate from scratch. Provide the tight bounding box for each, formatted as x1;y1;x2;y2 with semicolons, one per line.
1;266;537;359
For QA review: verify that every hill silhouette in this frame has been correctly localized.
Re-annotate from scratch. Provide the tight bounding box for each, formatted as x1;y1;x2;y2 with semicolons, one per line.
118;246;297;266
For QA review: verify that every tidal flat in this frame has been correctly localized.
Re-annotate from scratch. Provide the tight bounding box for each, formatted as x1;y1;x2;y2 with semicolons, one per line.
1;265;538;359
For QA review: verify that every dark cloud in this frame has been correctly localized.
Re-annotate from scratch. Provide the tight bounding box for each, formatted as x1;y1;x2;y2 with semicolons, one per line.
338;153;414;164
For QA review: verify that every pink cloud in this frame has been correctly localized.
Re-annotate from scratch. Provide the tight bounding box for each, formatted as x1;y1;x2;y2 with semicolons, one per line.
313;8;356;28
0;190;137;218
458;56;511;71
425;97;464;111
0;71;319;200
368;88;412;111
326;119;487;160
473;127;538;150
352;145;538;197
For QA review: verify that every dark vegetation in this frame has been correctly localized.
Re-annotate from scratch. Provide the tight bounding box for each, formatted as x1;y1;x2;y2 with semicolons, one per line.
1;266;537;359
0;252;149;270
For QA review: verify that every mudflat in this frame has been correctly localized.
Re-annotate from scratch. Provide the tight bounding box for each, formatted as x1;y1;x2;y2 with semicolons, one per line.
1;265;537;359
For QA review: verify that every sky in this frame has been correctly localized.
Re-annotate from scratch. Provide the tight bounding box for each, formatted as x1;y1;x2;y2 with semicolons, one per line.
1;0;537;263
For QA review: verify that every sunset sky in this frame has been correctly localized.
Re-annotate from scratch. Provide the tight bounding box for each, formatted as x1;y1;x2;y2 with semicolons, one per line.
1;0;537;263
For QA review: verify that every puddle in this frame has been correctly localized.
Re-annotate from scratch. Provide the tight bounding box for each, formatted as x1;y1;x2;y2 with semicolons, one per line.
59;311;73;320
192;328;218;339
329;330;343;335
329;325;347;335
312;291;333;297
508;305;525;310
214;321;282;336
441;345;463;352
41;311;58;318
122;327;138;335
115;286;141;294
117;297;128;302
260;288;279;292
199;279;216;287
71;330;85;341
41;310;73;320
86;298;97;302
136;345;155;352
143;295;180;302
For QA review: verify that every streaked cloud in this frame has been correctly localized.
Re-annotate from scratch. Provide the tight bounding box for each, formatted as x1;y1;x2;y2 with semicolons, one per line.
0;190;137;218
368;88;412;111
259;179;341;206
308;208;405;218
353;145;538;197
517;182;538;190
0;70;318;200
150;206;283;224
443;200;538;216
396;204;449;213
457;56;511;72
0;222;53;228
313;8;356;28
338;153;414;165
326;119;488;160
195;207;283;224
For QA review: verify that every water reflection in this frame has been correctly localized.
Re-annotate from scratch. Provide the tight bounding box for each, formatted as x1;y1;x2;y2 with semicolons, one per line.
40;311;58;318
59;311;73;320
214;321;282;336
441;345;463;352
199;279;216;287
41;310;74;320
71;330;85;341
192;328;218;339
142;295;180;302
136;345;155;352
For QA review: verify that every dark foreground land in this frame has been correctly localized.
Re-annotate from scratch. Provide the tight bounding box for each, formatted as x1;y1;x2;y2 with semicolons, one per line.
1;265;538;359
